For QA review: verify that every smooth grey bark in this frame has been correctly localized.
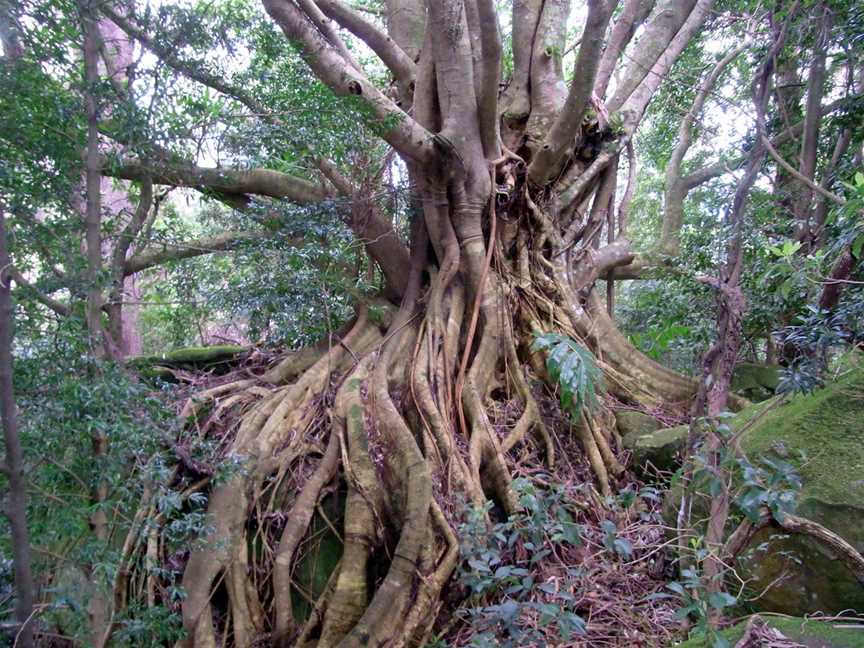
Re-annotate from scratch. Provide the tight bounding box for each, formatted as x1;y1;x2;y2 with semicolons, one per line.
606;0;698;112
661;45;747;256
527;0;615;184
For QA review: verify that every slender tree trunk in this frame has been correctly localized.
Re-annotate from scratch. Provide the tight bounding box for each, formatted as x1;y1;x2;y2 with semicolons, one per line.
0;210;35;648
81;0;110;360
80;4;113;644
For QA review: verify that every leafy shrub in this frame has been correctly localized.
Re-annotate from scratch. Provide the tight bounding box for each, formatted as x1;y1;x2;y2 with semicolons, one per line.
446;479;586;647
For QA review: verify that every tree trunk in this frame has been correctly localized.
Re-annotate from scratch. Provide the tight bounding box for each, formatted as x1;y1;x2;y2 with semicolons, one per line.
0;211;36;648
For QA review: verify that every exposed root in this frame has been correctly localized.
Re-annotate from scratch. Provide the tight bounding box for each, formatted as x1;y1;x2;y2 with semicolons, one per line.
123;179;708;648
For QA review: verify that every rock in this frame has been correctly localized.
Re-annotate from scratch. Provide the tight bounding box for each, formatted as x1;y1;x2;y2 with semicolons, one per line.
731;362;780;401
666;359;864;616
616;410;664;439
623;424;687;476
673;615;864;647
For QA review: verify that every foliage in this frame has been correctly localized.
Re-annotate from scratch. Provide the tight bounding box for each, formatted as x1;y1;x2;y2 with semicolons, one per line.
0;326;204;643
669;413;803;646
448;479;586;647
531;333;603;415
666;562;738;648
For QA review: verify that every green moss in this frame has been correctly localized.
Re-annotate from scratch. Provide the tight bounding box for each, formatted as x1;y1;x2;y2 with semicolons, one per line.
616;410;664;439
626;424;688;474
736;362;864;507
292;490;344;623
661;360;864;616
129;345;249;368
732;363;780;401
673;616;864;647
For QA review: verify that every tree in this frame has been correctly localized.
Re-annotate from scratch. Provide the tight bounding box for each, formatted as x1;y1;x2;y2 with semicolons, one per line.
3;0;863;645
90;0;734;644
0;212;35;648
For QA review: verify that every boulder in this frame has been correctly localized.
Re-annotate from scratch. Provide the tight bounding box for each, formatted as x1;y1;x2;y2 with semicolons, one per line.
616;410;664;440
731;362;780;401
664;359;864;616
623;424;687;475
673;615;864;648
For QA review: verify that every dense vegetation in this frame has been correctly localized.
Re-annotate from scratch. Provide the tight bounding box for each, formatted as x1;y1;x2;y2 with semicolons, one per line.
0;0;862;646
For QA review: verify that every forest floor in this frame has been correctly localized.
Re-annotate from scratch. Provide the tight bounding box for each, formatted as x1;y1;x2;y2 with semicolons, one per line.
157;348;688;647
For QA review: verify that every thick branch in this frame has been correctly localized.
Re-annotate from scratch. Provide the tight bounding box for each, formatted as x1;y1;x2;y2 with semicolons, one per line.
383;0;425;59
792;7;830;241
124;230;279;276
503;0;543;121
606;0;698;113
316;0;416;88
111;179;153;277
594;0;655;99
104;158;331;204
817;246;858;313
527;0;615;185
661;45;746;255
616;0;715;128
475;0;502;157
262;0;436;164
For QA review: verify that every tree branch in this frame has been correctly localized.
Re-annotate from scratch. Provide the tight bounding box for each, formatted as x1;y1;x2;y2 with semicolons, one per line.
104;158;332;204
606;0;698;113
475;0;502;157
111;179;153;277
262;0;436;164
594;0;655;99
762;135;846;206
527;0;615;185
661;44;747;255
101;5;270;116
615;0;716;129
316;0;416;88
502;0;543;122
9;268;71;317
124;230;281;276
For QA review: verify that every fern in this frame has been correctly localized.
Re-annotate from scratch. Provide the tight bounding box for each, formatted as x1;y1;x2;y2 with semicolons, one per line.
531;333;603;416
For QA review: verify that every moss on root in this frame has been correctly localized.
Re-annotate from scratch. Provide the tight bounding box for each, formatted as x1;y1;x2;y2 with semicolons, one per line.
130;344;249;367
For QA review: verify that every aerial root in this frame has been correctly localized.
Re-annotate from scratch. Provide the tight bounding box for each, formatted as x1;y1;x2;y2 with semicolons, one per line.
177;313;376;648
272;431;340;642
162;249;656;647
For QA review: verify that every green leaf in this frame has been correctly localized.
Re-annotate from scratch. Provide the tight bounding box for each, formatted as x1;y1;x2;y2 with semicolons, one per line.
707;591;736;610
852;234;864;260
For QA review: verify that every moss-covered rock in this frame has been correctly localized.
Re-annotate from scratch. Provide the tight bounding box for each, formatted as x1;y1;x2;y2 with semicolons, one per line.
673;615;864;648
624;424;688;475
664;359;864;616
616;409;664;439
732;362;780;401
